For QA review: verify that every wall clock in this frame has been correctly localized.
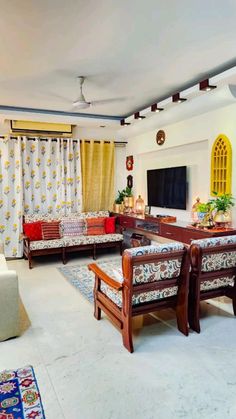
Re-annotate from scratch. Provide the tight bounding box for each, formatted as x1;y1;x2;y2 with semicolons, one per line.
156;130;165;146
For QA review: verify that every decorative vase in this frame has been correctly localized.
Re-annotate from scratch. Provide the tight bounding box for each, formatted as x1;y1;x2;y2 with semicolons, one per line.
114;203;121;213
214;210;231;225
197;211;207;222
128;196;134;209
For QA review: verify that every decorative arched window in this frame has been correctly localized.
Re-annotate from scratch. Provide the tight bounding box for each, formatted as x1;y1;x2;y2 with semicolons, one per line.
211;134;232;196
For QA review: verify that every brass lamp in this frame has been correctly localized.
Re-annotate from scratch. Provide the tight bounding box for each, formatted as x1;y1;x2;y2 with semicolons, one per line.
135;195;145;214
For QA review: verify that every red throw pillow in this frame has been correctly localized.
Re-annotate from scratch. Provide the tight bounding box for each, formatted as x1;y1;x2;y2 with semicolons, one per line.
86;217;105;235
105;217;116;234
23;222;42;241
41;221;61;240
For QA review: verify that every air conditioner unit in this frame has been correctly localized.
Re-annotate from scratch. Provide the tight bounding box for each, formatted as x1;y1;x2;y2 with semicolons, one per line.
10;120;72;136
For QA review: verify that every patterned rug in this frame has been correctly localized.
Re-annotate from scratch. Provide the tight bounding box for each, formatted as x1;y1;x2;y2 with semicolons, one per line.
0;365;45;418
58;257;122;303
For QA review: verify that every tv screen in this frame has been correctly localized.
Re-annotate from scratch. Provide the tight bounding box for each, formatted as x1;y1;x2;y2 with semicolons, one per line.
147;166;187;210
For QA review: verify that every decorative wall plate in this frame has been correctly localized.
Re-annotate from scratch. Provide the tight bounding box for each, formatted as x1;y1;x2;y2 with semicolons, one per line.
156;130;165;145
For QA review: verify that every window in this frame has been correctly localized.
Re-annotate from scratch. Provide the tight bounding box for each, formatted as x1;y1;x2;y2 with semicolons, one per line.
211;134;232;196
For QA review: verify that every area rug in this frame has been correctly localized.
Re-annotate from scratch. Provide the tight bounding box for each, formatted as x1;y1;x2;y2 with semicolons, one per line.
0;365;45;418
58;257;122;303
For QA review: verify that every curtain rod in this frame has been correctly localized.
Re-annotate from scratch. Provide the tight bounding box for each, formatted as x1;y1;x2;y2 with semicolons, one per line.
0;136;127;145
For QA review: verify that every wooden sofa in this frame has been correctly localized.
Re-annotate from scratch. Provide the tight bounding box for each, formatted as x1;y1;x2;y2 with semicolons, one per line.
23;211;123;268
89;242;190;352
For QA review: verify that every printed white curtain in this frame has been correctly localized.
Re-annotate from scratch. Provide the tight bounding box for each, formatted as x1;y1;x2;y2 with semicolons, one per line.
22;138;82;215
0;137;82;257
0;138;23;257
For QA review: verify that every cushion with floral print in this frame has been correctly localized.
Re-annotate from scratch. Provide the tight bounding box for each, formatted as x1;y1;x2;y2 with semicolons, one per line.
23;222;42;241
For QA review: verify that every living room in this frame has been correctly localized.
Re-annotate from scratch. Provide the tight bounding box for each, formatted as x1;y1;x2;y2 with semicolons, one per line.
0;1;236;419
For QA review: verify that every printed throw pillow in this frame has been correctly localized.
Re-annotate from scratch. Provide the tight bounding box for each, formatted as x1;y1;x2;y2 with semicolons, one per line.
23;222;42;241
41;221;61;240
104;217;116;234
61;219;86;237
86;217;105;235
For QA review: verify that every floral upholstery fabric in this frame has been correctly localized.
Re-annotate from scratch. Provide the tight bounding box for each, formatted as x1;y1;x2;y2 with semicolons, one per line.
191;235;236;249
24;210;109;223
200;276;235;292
29;238;64;250
201;252;236;272
63;233;123;247
125;242;184;256
100;282;178;308
124;243;184;285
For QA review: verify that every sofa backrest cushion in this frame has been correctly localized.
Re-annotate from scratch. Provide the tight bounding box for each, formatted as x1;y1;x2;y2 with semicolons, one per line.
104;217;116;234
23;222;42;241
61;219;86;237
191;235;236;273
86;217;106;235
124;242;185;285
41;221;61;240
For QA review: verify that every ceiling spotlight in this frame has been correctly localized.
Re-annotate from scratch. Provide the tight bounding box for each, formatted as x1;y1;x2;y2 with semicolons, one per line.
120;119;130;126
134;112;145;120
199;79;217;91
172;93;187;103
151;103;164;112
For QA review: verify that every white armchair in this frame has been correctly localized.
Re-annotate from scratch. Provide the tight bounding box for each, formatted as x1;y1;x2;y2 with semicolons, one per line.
0;244;20;341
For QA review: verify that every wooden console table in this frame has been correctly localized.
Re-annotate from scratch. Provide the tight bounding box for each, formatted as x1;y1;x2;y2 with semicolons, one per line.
112;213;236;244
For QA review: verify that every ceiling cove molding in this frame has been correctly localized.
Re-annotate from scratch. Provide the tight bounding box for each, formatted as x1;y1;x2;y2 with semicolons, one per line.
0;105;121;121
117;84;236;139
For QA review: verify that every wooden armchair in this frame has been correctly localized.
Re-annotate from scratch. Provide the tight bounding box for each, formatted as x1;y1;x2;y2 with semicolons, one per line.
88;243;190;352
189;235;236;333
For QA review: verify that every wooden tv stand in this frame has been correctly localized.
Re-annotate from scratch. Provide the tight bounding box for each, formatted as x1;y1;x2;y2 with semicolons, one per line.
113;213;236;244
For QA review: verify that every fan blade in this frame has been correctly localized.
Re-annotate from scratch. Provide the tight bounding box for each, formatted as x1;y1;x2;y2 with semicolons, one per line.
91;97;127;106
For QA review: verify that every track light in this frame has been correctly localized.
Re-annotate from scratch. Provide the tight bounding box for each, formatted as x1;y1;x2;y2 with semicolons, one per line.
151;103;164;112
172;93;187;103
120;119;130;126
199;79;217;91
134;112;145;120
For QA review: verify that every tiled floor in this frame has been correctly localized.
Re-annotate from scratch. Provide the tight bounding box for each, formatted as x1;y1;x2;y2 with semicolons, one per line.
1;251;236;419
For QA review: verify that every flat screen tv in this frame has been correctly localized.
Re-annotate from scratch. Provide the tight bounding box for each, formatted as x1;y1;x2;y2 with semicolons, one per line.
147;166;187;210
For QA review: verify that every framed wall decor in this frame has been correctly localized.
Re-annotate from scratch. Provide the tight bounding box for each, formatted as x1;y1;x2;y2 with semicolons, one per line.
126;155;134;171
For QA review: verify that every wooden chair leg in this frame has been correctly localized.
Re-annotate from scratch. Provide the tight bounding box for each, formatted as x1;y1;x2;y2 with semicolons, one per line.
176;304;188;336
93;245;96;260
232;296;236;316
28;252;33;269
119;242;123;255
94;275;101;320
122;316;134;353
62;247;66;265
188;280;201;333
94;300;101;320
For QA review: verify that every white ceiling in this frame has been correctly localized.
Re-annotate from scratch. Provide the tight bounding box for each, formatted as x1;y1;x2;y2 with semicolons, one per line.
1;0;236;120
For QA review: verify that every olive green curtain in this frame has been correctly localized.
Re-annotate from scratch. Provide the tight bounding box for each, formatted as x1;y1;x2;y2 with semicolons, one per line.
81;140;114;211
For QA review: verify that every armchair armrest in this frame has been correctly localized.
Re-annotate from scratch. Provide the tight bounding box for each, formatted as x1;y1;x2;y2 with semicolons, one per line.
88;263;123;291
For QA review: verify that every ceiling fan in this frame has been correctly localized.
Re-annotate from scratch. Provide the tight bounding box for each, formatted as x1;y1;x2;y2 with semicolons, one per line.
72;76;127;109
73;76;91;109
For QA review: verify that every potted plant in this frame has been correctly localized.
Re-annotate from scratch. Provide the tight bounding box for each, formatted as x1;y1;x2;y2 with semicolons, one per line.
209;193;234;224
114;190;125;213
196;202;212;221
123;186;134;209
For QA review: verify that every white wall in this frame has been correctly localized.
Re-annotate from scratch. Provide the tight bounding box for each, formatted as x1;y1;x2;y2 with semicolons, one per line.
125;103;236;223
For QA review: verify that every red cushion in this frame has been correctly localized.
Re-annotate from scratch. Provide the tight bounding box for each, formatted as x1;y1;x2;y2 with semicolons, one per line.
23;222;42;241
86;217;105;235
41;221;61;240
104;217;116;234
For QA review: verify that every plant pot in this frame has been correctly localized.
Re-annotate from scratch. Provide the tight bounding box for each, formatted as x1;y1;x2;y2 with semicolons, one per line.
214;210;231;224
128;196;134;208
114;203;121;213
197;212;207;222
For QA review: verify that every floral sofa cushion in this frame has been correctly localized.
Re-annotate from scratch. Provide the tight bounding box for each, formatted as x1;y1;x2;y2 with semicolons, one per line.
101;282;178;308
62;233;123;247
125;243;184;285
29;238;64;250
191;235;236;272
200;276;235;292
